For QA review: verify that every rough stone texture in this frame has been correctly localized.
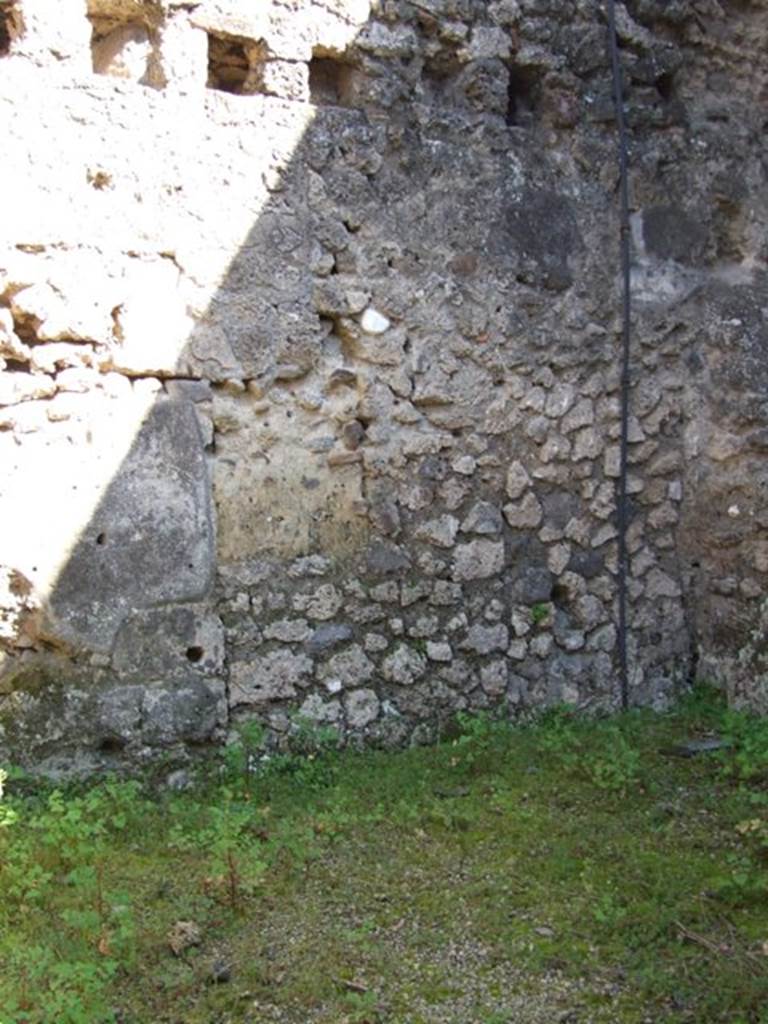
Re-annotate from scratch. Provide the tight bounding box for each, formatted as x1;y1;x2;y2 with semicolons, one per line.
0;0;766;772
317;643;374;691
453;541;506;582
230;650;313;705
382;644;427;687
344;687;379;728
1;392;214;658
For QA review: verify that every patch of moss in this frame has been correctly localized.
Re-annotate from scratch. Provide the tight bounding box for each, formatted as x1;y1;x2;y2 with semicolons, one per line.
530;601;550;626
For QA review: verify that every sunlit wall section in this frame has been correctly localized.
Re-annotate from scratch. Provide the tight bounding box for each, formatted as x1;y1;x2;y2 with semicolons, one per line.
0;0;370;769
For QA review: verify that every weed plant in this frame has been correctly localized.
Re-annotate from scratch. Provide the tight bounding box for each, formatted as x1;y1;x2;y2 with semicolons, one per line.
1;687;768;1023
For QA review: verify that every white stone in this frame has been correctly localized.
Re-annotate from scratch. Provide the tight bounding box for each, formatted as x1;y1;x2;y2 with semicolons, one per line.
360;307;391;335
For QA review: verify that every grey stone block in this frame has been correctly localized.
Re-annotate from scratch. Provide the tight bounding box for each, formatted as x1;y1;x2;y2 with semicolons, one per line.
43;399;214;653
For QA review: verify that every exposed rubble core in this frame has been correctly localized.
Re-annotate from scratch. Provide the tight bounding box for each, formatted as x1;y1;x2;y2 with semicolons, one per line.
0;0;766;774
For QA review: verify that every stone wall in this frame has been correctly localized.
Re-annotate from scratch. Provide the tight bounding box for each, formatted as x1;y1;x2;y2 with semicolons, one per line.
0;0;766;774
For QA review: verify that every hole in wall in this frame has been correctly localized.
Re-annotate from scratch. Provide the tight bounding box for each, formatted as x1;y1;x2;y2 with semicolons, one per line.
208;32;248;92
90;16;164;87
415;9;440;36
109;304;125;344
0;2;22;56
207;32;262;93
95;532;106;546
506;65;540;126
420;52;462;104
99;736;127;753
421;62;451;93
185;645;204;663
656;71;675;101
308;54;356;106
11;310;40;344
550;582;570;607
87;168;113;190
4;358;29;373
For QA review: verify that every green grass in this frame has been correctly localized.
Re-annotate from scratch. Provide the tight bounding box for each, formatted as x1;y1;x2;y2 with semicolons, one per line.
2;687;768;1023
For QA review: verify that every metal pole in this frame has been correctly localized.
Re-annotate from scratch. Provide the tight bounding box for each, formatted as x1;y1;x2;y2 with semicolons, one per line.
606;0;632;710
